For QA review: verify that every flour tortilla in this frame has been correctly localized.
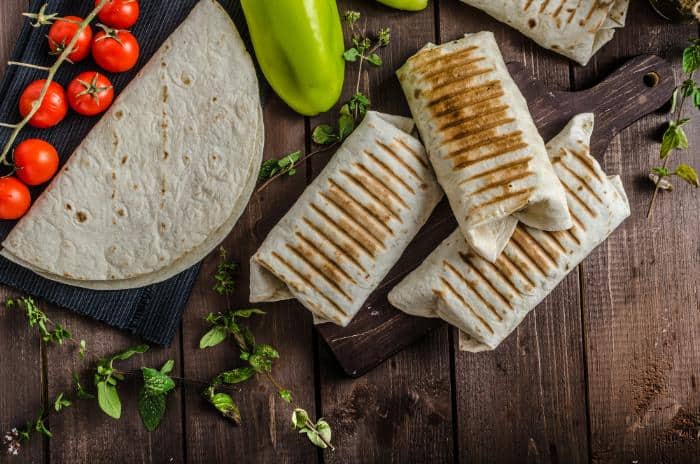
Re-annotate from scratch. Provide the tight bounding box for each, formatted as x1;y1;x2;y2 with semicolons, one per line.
459;0;629;65
388;114;630;351
1;0;263;290
397;32;571;263
250;111;443;326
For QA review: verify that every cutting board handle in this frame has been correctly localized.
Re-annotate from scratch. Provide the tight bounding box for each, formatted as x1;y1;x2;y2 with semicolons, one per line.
567;55;675;156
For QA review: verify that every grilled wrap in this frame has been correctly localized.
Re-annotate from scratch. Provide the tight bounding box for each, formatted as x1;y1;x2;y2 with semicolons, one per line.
397;32;571;263
250;111;443;326
458;0;629;66
388;114;630;351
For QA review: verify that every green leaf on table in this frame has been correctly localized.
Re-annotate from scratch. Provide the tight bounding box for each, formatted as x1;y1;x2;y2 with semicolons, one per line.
343;47;360;62
682;43;700;74
97;381;121;419
259;159;280;181
213;249;237;296
312;124;339;145
258;151;301;182
366;53;382;66
53;393;71;412
279;389;292;403
79;339;87;359
160;359;175;375
34;414;52;438
207;390;241;425
675;163;699;187
338;105;355;140
660;122;689;159
291;408;310;429
233;308;265;318
377;28;391;47
112;344;149;361
199;325;229;349
248;344;279;373
142;367;176;395
348;92;370;119
216;367;256;384
652;167;670;177
305;419;332;449
138;389;167;432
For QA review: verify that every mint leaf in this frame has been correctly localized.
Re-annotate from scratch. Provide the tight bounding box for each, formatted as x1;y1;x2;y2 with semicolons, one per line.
207;390;241;425
306;419;332;448
675;163;699;187
142;367;176;395
682;44;700;74
216;367;256;384
138;390;166;432
160;359;175;375
199;326;228;349
291;408;310;428
312;124;339;145
112;344;149;361
660;123;688;159
97;381;121;419
259;159;279;181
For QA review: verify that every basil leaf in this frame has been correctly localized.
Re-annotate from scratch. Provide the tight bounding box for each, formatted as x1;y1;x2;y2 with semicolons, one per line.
97;381;121;419
112;344;149;361
138;390;166;432
675;163;699;187
217;367;256;384
199;326;228;349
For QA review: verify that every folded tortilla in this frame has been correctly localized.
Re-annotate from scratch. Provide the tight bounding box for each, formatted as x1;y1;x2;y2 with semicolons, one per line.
250;111;443;326
1;0;263;290
397;32;571;263
388;114;630;351
459;0;629;66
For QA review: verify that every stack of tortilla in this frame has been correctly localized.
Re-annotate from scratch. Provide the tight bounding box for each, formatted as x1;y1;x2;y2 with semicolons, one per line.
1;0;264;290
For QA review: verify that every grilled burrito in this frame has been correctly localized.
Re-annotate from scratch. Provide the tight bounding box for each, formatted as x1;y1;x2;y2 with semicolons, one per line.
1;0;263;290
459;0;629;66
250;111;443;326
388;114;630;351
397;32;572;263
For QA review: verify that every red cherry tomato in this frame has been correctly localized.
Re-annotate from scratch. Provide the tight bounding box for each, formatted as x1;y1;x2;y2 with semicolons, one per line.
92;26;140;73
67;72;114;116
47;16;93;63
13;139;60;186
0;177;31;220
18;80;68;129
97;0;140;29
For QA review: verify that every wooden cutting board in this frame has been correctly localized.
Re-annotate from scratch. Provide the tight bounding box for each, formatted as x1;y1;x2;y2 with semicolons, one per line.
317;54;675;377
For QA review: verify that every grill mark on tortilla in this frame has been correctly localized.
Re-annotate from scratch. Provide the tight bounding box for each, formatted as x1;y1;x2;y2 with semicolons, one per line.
269;252;348;317
561;182;597;218
309;203;376;259
477;252;523;298
496;250;537;291
285;243;353;302
340;169;403;223
438;104;510;131
444;131;523;161
294;232;357;285
459;156;532;182
411;46;478;70
326;179;393;237
394;138;429;168
375;140;423;183
427;66;494;93
556;161;604;205
553;0;566;17
564;146;604;182
467;170;535;196
436;278;495;334
552;228;581;248
421;56;486;81
569;209;586;232
506;236;548;281
524;0;535;10
443;260;503;321
301;217;367;274
517;227;562;269
466;187;534;218
431;91;507;123
539;0;552;13
543;230;570;255
453;142;529;170
353;162;409;210
363;150;416;195
511;227;558;274
426;80;501;108
318;192;385;254
440;117;516;146
458;252;514;310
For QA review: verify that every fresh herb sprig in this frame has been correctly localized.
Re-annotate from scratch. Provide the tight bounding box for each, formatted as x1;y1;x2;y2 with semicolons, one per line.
648;39;700;218
199;309;334;450
257;11;391;192
4;296;86;358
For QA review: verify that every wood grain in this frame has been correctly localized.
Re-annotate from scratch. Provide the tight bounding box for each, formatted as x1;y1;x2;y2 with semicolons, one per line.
0;2;44;463
181;95;319;464
312;2;454;463
573;5;700;463
439;2;589;463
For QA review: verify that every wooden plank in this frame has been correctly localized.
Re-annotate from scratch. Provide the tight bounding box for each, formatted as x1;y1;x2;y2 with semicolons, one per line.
181;95;319;464
45;318;184;463
312;2;454;462
438;2;589;463
0;3;44;463
573;5;700;463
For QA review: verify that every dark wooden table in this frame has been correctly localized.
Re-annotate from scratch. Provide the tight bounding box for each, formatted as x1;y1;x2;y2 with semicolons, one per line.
1;1;699;463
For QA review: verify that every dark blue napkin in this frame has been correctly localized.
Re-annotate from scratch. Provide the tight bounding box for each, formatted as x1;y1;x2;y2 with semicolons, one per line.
0;0;254;345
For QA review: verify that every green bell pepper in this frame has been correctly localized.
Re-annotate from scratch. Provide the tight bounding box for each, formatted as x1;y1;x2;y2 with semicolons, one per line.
240;0;345;116
376;0;429;11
